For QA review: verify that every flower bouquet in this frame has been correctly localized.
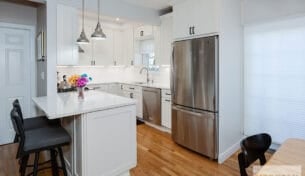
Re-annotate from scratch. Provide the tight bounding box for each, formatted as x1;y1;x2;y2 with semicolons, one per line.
68;74;92;99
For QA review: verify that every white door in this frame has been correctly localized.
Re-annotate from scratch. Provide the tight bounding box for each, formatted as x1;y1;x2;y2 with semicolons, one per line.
0;25;31;145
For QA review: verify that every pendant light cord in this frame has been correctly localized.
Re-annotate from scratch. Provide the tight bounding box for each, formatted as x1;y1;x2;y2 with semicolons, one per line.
82;0;85;31
98;0;100;22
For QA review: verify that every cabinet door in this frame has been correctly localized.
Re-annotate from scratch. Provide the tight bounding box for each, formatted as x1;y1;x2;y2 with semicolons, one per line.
123;90;132;98
133;92;143;119
173;0;193;39
173;0;219;39
57;4;78;65
113;30;124;65
159;15;173;65
94;28;114;66
123;26;134;66
161;98;172;129
192;0;219;36
153;26;161;65
78;25;93;66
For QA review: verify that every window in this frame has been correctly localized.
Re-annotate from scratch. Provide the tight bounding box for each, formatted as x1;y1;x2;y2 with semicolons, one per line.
244;16;305;144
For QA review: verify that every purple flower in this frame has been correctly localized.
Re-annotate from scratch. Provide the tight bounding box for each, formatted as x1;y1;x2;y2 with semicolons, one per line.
76;77;88;87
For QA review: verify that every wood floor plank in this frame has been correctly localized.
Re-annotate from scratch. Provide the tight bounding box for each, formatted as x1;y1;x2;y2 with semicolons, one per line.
0;124;272;176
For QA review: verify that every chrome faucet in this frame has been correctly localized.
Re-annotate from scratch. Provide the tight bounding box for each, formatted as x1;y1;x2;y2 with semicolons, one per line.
140;67;149;84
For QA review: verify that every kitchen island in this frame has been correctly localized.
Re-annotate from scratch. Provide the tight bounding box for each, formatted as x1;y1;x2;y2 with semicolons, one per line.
32;91;137;176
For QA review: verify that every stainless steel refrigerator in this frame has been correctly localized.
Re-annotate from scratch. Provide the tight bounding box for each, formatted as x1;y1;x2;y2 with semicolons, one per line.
171;36;218;159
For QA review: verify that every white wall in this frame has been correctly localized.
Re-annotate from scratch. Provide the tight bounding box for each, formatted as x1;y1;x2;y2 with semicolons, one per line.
0;1;37;26
56;66;170;86
218;0;244;163
243;0;305;24
0;2;38;116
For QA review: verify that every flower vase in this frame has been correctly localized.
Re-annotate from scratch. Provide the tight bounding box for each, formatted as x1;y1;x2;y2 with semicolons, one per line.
77;87;85;100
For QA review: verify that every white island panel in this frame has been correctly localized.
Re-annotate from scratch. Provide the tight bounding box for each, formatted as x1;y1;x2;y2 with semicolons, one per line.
32;91;137;176
84;106;136;176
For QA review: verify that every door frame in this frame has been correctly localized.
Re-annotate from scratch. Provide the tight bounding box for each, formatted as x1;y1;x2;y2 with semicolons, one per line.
0;22;36;118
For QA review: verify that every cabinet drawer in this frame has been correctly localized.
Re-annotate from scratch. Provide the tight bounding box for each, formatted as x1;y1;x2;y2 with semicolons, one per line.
122;84;142;93
162;89;172;99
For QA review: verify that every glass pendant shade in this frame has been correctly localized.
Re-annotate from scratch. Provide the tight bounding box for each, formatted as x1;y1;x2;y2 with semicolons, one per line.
91;22;106;40
77;30;90;44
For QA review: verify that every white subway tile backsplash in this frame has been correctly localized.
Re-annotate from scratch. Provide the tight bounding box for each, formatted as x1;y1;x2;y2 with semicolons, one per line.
56;66;170;86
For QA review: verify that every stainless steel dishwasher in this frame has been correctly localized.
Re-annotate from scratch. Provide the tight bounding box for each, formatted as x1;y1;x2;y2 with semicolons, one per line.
142;87;161;125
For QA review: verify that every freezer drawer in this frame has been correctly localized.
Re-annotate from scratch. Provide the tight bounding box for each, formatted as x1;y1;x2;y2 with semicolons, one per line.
172;105;218;159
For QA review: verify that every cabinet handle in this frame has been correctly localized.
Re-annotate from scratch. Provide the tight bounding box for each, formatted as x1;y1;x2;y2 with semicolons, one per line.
129;87;135;90
189;27;192;35
91;60;96;66
130;93;134;98
165;99;171;102
165;93;171;96
192;26;195;35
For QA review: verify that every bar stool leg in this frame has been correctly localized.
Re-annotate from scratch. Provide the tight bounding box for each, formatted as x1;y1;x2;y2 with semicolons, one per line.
50;149;59;176
33;152;40;176
58;147;68;176
20;155;29;176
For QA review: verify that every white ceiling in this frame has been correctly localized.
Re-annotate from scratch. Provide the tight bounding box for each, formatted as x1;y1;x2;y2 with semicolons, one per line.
122;0;171;10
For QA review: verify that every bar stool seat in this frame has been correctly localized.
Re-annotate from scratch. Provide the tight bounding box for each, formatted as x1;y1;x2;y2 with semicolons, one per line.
12;99;60;143
23;117;52;130
23;127;70;154
11;107;71;176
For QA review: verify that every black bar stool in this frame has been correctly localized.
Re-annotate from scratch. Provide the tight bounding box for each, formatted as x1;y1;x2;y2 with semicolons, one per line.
12;99;60;142
11;107;71;176
238;133;272;176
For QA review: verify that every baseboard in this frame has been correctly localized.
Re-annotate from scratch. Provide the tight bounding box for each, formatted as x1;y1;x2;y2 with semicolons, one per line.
144;121;171;133
218;139;241;164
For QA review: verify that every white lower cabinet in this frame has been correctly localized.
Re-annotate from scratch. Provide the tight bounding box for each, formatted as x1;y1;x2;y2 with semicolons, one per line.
122;85;143;119
161;89;172;129
61;105;137;176
161;98;171;129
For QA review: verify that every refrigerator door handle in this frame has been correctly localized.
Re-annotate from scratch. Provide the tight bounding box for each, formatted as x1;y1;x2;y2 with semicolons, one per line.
170;44;175;100
172;106;204;117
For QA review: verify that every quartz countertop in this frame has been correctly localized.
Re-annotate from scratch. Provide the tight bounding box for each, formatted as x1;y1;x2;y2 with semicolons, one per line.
88;81;170;90
32;90;136;119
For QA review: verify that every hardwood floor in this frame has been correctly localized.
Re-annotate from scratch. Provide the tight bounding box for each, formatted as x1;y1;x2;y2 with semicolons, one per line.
0;124;271;176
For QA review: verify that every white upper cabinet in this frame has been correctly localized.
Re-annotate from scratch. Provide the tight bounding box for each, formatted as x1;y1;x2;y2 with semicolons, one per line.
158;14;173;66
78;19;134;66
57;4;79;66
173;0;219;40
78;25;92;66
122;25;134;66
113;29;124;65
153;26;161;65
94;28;114;66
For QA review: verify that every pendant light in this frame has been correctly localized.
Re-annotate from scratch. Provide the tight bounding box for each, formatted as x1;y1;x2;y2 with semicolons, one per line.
77;0;89;44
91;0;106;40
